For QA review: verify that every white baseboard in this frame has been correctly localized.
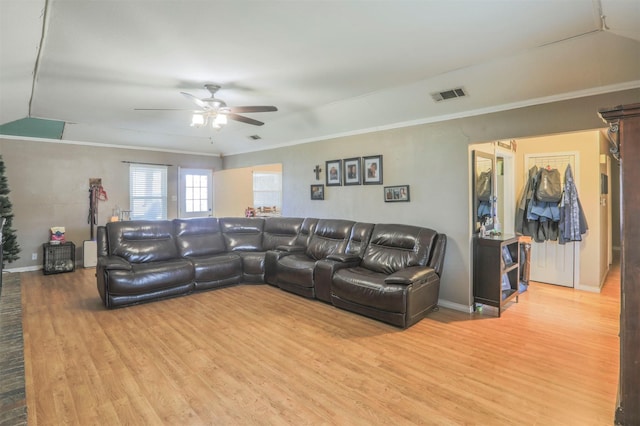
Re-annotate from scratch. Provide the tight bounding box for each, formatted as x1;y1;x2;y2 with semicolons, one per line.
437;299;473;313
4;265;42;273
575;283;602;293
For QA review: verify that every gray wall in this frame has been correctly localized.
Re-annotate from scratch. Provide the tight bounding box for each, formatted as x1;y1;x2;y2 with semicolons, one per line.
0;139;221;270
1;88;636;308
223;88;640;309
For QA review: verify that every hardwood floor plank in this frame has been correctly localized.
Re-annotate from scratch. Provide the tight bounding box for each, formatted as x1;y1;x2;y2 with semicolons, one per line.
21;264;620;425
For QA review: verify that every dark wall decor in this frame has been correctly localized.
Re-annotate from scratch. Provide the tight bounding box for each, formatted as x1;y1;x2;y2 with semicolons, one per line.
343;157;361;185
384;185;410;202
326;159;342;186
310;184;324;200
599;103;640;426
363;155;383;185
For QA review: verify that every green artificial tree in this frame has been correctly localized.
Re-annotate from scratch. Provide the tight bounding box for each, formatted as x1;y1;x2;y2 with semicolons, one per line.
0;155;20;268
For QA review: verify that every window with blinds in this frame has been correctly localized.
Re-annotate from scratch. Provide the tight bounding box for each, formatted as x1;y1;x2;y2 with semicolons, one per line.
129;164;167;220
253;171;282;213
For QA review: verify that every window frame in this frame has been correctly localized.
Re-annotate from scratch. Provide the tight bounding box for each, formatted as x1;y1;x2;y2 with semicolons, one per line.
129;163;168;220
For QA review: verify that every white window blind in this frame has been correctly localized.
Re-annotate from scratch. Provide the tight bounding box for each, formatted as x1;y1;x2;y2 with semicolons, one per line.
130;164;167;220
253;172;282;211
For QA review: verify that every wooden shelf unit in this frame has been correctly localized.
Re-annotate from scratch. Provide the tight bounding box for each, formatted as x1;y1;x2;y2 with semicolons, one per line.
473;235;520;317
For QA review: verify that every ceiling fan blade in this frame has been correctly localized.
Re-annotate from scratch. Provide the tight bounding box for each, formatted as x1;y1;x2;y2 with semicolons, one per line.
180;92;207;109
228;106;278;113
134;108;195;111
226;113;265;126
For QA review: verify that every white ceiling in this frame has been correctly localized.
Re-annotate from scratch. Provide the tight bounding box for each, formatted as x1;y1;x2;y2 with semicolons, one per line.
1;0;639;157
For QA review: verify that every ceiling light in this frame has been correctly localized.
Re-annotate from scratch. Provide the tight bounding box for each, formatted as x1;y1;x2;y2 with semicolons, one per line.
191;113;205;127
191;112;227;130
214;114;227;126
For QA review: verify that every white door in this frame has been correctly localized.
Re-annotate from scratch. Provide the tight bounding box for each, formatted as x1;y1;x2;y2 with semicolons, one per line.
179;168;213;218
530;240;575;286
526;153;579;287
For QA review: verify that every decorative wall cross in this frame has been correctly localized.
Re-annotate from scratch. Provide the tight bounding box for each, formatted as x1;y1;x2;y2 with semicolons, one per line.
313;165;322;180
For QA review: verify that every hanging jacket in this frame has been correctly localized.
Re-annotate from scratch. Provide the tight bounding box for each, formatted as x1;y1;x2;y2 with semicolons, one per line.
515;166;538;236
477;200;492;221
559;164;588;243
516;165;562;242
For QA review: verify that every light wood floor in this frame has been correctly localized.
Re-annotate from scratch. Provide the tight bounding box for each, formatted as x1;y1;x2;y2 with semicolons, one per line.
21;263;620;425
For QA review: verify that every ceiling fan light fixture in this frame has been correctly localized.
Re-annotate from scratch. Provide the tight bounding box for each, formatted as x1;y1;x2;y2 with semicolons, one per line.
214;113;227;126
172;84;277;130
191;113;205;127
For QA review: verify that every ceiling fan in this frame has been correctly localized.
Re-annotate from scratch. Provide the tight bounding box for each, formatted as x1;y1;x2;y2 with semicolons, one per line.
136;84;278;128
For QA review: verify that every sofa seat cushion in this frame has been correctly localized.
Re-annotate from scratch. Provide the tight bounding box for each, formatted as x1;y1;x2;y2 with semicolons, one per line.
108;258;194;295
238;252;265;277
189;253;242;284
332;267;408;313
277;254;317;288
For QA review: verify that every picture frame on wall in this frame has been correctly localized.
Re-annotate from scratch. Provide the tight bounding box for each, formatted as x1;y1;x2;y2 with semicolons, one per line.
343;157;361;185
326;159;342;186
310;184;324;200
384;185;410;202
363;155;383;185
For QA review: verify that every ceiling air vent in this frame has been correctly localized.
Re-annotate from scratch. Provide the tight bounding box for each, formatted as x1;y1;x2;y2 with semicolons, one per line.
431;87;468;102
248;134;262;140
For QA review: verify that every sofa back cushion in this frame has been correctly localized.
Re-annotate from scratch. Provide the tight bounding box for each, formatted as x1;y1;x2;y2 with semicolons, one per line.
107;220;178;263
293;217;318;247
174;218;226;257
263;217;305;250
346;222;374;257
305;219;355;261
220;217;265;251
361;224;438;275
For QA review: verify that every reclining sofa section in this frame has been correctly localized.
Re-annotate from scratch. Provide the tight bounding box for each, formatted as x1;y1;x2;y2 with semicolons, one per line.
96;216;446;328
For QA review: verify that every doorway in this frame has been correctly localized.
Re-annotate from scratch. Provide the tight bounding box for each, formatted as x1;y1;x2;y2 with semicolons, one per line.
524;152;579;288
470;130;609;292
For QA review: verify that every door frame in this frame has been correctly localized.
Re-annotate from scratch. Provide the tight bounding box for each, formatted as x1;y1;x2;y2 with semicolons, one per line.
524;151;581;289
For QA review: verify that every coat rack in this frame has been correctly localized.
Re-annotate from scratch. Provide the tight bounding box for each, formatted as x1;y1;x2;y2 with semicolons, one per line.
88;178;107;240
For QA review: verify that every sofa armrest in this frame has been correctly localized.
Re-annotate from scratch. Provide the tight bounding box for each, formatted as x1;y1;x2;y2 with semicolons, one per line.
97;255;132;271
264;249;290;285
428;234;447;278
384;266;437;285
327;253;361;264
315;258;357;303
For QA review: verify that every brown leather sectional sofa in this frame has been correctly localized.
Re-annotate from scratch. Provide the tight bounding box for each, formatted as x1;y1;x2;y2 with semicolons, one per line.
96;216;446;328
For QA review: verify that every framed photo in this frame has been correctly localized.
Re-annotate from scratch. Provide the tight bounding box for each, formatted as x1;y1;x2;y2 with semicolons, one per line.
310;184;324;200
363;155;383;185
384;185;410;202
326;159;342;186
343;157;361;185
502;246;513;265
